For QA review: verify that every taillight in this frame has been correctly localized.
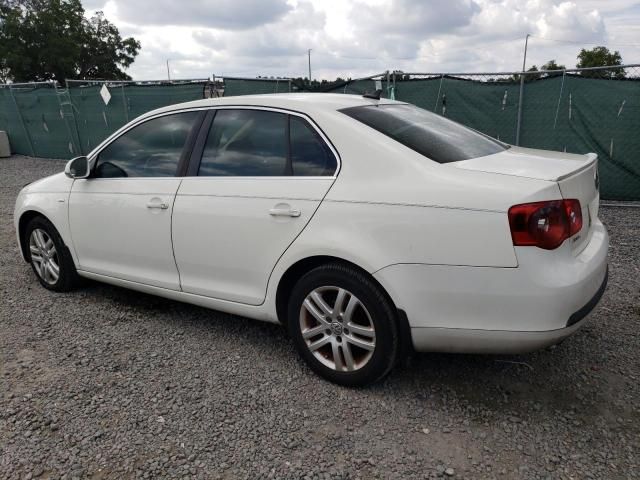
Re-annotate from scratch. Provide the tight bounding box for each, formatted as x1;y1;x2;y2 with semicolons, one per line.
508;199;582;250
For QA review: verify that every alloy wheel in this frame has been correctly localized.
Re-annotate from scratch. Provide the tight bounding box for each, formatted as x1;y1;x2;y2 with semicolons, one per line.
299;286;376;372
29;228;60;285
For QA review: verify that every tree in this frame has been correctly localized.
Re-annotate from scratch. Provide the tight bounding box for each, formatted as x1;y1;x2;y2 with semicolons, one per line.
542;59;565;71
0;0;140;82
576;46;625;79
77;12;140;80
511;65;540;82
541;59;565;77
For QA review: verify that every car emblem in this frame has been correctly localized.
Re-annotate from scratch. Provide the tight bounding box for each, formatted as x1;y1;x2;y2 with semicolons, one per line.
330;321;343;336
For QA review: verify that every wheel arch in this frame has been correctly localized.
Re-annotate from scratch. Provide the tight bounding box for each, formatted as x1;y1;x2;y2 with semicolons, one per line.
17;210;51;262
274;255;413;356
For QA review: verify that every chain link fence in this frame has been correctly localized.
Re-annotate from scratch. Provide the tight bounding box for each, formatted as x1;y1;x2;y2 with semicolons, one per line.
0;66;638;200
218;76;291;96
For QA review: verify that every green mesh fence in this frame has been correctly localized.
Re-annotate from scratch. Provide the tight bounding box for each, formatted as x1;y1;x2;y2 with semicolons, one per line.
0;84;77;158
67;82;207;154
222;78;291;96
0;87;31;155
0;81;207;159
1;70;638;200
519;74;640;201
388;71;640;201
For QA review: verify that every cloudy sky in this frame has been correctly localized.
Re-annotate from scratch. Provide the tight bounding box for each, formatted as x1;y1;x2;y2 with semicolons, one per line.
82;0;640;80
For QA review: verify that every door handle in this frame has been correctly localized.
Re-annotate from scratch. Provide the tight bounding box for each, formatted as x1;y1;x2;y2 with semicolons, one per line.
146;201;169;210
269;206;301;217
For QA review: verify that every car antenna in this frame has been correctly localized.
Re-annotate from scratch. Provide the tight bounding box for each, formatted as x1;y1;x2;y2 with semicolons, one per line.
363;89;383;100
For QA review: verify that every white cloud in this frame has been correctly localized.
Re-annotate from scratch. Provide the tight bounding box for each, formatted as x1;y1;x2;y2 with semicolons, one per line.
79;0;638;80
112;0;291;29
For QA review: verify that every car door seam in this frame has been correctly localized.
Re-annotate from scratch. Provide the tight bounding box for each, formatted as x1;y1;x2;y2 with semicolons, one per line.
170;178;184;292
261;176;341;306
66;180;81;267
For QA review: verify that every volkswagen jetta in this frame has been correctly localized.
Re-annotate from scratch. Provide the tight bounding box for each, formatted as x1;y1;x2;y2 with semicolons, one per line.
14;93;608;386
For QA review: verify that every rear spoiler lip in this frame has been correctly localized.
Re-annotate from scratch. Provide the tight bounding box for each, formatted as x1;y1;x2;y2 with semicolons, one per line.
556;153;597;182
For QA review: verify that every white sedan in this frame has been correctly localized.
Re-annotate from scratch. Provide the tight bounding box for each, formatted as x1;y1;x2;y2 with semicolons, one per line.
14;93;608;386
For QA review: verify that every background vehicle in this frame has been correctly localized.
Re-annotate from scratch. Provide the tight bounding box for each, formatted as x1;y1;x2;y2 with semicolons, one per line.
14;94;608;386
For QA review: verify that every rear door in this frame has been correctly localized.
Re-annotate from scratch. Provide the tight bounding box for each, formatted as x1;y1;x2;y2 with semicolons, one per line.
172;108;338;305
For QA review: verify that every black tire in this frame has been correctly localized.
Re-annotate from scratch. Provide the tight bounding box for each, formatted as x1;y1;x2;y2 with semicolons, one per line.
288;263;398;387
24;216;80;292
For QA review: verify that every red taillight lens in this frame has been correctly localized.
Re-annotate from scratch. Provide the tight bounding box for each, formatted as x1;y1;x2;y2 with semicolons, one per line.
563;199;583;236
508;199;582;250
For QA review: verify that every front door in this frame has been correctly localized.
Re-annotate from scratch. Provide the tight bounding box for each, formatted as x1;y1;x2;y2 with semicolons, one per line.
69;111;201;290
172;108;338;305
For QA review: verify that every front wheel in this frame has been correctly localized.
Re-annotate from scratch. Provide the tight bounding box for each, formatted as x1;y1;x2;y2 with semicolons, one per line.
288;263;398;386
25;216;80;292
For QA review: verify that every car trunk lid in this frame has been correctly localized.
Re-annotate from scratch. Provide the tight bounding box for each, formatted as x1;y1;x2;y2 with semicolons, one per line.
452;146;599;253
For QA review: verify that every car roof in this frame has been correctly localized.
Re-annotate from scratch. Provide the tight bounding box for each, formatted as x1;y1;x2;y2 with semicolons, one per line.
143;93;407;119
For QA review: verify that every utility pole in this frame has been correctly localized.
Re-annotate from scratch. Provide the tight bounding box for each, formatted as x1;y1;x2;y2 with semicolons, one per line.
166;59;171;81
307;49;312;84
515;33;530;146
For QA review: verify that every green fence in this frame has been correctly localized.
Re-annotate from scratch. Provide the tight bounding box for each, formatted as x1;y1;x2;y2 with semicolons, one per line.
221;77;291;96
388;70;639;201
0;82;76;158
321;68;640;201
0;80;209;158
1;68;638;200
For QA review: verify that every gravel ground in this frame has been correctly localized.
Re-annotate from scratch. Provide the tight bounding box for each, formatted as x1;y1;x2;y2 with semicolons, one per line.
1;155;639;480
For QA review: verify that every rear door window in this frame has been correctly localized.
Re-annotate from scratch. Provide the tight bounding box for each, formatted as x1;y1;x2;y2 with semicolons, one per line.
197;109;337;177
290;116;337;176
198;109;288;176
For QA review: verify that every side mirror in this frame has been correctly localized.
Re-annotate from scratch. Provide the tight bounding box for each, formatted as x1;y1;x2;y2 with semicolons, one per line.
64;156;90;179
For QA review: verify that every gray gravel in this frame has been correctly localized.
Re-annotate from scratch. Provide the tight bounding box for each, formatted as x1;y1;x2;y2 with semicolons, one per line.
1;155;639;480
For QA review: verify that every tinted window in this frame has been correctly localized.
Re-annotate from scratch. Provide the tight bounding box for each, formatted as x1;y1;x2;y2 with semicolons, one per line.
199;109;287;176
94;111;198;178
290;116;336;176
340;104;507;163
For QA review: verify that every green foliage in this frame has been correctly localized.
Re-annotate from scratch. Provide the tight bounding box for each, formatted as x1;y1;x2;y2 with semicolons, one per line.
541;59;565;71
511;65;540;83
577;46;625;79
541;59;565;77
289;77;353;92
0;0;140;82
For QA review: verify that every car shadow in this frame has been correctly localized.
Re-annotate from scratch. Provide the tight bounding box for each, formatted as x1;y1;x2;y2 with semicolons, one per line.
73;279;613;423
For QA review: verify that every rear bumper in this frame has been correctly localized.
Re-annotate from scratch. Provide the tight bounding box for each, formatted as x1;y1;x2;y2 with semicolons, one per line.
410;268;607;354
373;221;608;354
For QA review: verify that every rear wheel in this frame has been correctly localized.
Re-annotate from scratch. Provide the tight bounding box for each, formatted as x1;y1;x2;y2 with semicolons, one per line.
25;216;79;292
288;263;398;386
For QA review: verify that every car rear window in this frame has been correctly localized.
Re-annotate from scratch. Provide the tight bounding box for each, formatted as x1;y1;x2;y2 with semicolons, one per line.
340;104;508;163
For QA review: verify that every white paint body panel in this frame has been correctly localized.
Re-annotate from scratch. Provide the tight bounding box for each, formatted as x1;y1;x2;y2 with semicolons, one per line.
173;177;333;304
14;173;76;262
374;221;608;332
453;146;596;181
13;93;609;355
68;178;181;290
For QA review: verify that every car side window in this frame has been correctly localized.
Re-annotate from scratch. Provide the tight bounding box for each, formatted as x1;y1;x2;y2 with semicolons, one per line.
94;111;199;178
198;109;288;176
289;116;337;176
